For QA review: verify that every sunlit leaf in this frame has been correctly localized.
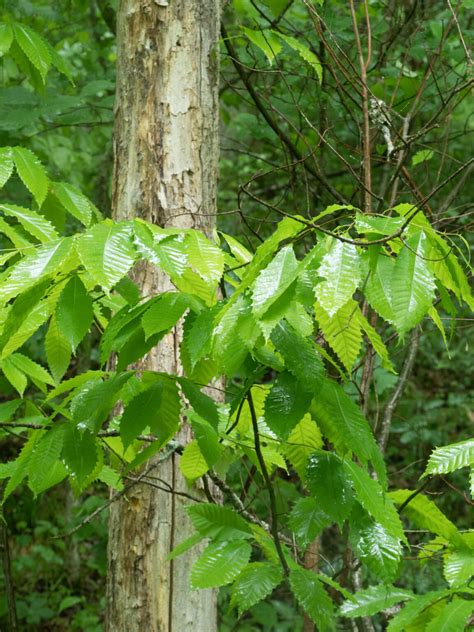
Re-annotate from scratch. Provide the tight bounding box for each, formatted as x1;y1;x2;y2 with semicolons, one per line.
190;540;251;589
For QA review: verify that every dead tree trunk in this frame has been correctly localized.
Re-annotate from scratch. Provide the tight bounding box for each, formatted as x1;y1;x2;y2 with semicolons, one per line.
106;1;220;630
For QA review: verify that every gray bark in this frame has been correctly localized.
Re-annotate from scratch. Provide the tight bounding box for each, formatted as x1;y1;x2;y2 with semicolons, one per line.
106;1;220;630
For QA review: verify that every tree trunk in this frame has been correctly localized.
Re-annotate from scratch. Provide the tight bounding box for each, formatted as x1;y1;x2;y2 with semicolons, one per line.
106;1;220;630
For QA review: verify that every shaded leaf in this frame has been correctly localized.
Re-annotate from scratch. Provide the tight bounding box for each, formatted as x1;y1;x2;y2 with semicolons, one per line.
0;146;13;187
425;598;473;632
307;450;354;525
289;496;332;547
187;503;252;540
340;585;413;618
56;275;94;352
12;147;49;207
142;292;189;339
231;563;283;615
53;181;95;226
45;315;71;383
62;427;99;490
190;540;251;589
290;568;335;631
264;371;313;439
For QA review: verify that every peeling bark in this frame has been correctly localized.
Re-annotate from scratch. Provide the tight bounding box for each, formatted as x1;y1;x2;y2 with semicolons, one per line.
106;2;220;630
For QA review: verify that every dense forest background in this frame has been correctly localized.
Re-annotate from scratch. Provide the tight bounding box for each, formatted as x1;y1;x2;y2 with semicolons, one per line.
0;0;472;630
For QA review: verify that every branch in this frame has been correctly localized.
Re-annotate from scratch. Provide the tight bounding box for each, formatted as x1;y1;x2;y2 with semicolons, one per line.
248;391;290;576
378;328;420;453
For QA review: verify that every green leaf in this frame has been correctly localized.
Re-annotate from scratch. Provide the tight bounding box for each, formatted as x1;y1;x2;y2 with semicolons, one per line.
315;240;360;317
358;309;395;372
0;147;13;187
412;149;433;166
2;431;40;502
120;376;180;448
344;460;405;541
142;292;189;339
284;414;323;480
271;320;324;392
178;377;220;430
28;427;65;495
307;451;354;525
389;490;463;546
252;246;299;318
1;356;27;395
444;546;474;587
187;504;253;540
0;203;57;242
12;147;49;207
363;253;395;322
242;28;282;64
387;590;450;631
12;23;51;82
340;585;413;618
316;299;362;372
190;540;251;589
180;440;208;480
1;299;53;359
264;371;313;439
8;353;54;386
168;532;204;561
45;315;71;383
62;427;98;489
391;231;435;334
0;237;73;303
289;568;335;631
349;505;402;582
56;275;94;352
289;497;332;547
77;221;136;291
275;33;323;83
311;380;386;483
186;409;221;467
185;231;225;285
71;372;132;434
355;213;404;236
425;598;474;632
0;24;13;56
231;563;283;615
53;181;95;226
424;439;474;477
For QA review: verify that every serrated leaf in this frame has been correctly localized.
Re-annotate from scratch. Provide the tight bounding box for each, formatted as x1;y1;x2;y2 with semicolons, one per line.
180;440;208;480
0;24;13;56
1;356;27;395
364;253;395;322
56;275;94;352
315;240;360;317
53;181;95;226
2;431;40;502
77;221;136;291
187;504;252;540
424;439;474;477
0;237;73;303
307;451;354;524
290;568;335;631
242;27;282;64
425;597;473;632
190;540;251;589
276;33;322;82
1;299;53;359
0;203;57;242
45;315;71;383
344;460;405;541
186;409;221;467
289;497;332;547
142;292;188;339
271;320;324;392
8;353;54;386
13;23;51;81
389;490;463;546
358;308;396;372
28;427;65;495
62;426;98;489
311;379;386;484
185;231;224;284
231;563;283;615
264;371;313;439
71;372;132;434
316;299;362;371
12;147;49;207
0;147;13;187
392;231;435;334
444;546;474;587
252;246;299;318
284;414;323;480
355;213;404;236
178;377;220;430
350;506;402;582
340;585;413;618
387;590;450;632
